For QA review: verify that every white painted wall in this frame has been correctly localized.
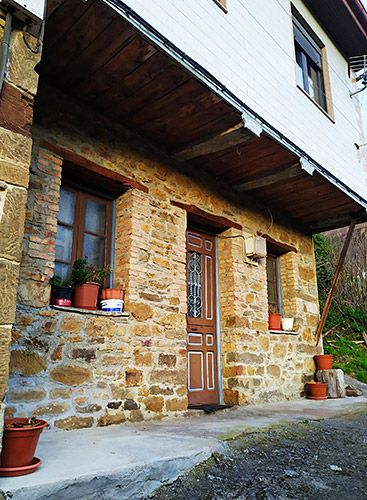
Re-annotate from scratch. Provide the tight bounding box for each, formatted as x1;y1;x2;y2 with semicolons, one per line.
123;0;367;201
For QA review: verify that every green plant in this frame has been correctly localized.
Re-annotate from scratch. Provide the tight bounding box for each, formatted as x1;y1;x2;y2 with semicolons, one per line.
49;275;73;288
71;258;110;286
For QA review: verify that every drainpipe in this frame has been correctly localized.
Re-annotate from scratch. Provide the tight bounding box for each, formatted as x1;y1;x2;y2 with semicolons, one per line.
0;10;12;96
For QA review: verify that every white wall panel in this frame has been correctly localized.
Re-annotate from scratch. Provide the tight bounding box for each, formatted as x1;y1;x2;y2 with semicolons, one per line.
123;0;367;201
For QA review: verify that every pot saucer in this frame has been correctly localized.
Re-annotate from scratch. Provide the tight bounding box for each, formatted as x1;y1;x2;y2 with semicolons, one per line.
307;396;328;400
0;457;42;477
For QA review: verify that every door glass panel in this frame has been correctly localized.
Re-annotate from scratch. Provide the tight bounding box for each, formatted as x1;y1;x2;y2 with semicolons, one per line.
188;251;202;318
83;234;105;267
58;189;76;225
55;226;73;262
85;199;106;235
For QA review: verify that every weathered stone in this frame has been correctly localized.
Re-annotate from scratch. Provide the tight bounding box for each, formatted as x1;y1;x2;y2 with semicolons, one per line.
9;389;46;401
267;365;281;378
107;401;122;410
0;325;11;398
55;416;94;430
166;398;187;412
97;412;126;427
150;369;186;385
150;385;174;396
128;303;153;321
50;365;92;386
0;185;27;261
316;369;346;398
50;388;71;400
0;260;19;324
33;403;68;416
76;404;102;413
125;368;143;387
60;317;84;333
144;396;164;412
124;399;139;410
133;349;153;366
71;348;96;363
127;409;144;422
9;350;46;375
51;342;64;361
158;354;176;367
345;385;363;397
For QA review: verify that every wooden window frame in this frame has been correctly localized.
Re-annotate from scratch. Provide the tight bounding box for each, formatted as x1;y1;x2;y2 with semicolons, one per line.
266;253;282;315
55;183;113;279
292;9;333;117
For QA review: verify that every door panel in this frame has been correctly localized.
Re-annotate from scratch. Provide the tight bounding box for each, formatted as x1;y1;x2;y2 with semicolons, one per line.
187;230;219;405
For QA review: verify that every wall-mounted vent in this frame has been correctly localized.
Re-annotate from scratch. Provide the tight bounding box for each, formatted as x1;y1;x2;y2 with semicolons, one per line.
349;55;367;96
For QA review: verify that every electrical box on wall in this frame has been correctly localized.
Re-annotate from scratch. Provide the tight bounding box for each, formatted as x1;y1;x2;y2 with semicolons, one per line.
1;0;45;24
245;235;267;259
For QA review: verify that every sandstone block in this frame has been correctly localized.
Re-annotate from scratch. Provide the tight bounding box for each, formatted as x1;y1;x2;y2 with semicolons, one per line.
149;385;174;396
158;354;176;367
8;389;46;402
55;416;94;430
60;317;84;333
50;388;71;400
126;409;144;422
150;369;186;385
273;344;287;358
0;260;19;324
32;403;68;416
0;325;11;398
128;302;153;321
133;349;153;366
71;348;96;363
0;128;32;187
144;395;164;412
0;185;27;261
159;313;185;328
76;404;102;413
50;365;92;386
97;412;126;427
165;398;187;412
267;365;281;378
8;31;40;95
125;368;143;386
51;342;64;361
9;350;46;375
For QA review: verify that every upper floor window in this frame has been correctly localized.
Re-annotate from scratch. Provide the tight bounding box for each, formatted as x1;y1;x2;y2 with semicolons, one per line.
55;185;112;281
293;15;326;111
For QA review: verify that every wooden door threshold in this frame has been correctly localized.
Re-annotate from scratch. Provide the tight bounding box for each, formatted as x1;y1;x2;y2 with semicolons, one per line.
188;404;233;414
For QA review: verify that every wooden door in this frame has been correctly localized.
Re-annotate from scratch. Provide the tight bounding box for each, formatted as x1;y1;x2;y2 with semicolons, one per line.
186;229;219;405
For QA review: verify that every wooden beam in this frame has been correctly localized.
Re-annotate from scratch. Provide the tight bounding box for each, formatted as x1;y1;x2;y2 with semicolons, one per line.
235;162;301;192
259;233;298;254
315;219;357;346
40;140;149;193
171;200;242;231
173;123;253;161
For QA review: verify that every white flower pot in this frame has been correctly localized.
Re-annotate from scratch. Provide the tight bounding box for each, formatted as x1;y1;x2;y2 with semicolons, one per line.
281;317;294;331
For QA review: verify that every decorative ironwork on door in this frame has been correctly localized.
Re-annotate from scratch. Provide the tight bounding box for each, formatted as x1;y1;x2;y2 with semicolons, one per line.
188;251;202;318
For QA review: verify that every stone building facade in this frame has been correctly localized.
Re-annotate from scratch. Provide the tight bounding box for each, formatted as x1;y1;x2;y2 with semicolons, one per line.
5;86;321;429
0;6;41;445
1;0;366;432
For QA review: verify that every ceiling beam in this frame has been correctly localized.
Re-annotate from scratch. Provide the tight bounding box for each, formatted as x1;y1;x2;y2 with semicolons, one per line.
173;122;253;161
235;162;302;192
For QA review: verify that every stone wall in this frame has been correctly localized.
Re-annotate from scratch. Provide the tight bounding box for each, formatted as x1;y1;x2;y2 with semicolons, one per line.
6;85;322;428
0;8;41;446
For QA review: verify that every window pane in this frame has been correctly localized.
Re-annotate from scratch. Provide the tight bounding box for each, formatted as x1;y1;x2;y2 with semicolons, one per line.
295;47;305;89
187;251;202;318
54;262;70;282
85;199;106;235
56;226;73;262
58;189;76;225
83;234;105;267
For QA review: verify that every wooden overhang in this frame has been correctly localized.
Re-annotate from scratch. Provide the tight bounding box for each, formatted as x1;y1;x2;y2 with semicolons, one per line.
303;0;367;59
37;0;367;234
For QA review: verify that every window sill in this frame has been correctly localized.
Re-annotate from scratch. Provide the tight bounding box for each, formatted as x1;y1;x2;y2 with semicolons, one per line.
51;305;129;318
269;329;299;335
296;85;335;124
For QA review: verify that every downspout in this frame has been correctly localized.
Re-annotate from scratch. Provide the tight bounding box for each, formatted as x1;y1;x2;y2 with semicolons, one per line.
0;10;12;96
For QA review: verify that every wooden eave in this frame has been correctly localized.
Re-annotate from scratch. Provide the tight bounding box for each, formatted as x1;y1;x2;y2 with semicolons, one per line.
38;0;367;234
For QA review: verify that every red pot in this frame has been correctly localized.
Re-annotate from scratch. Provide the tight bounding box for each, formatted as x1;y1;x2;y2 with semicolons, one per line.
73;282;99;310
314;354;333;370
0;418;48;468
306;382;328;400
269;313;282;330
101;288;125;300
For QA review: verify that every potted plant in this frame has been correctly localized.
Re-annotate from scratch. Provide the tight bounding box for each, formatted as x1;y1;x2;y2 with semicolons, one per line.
306;380;328;400
0;417;48;477
268;306;282;330
314;354;333;370
101;288;125;300
281;317;294;331
71;258;110;310
49;275;73;306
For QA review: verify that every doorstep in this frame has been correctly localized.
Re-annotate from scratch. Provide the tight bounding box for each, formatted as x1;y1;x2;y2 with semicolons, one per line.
1;396;367;500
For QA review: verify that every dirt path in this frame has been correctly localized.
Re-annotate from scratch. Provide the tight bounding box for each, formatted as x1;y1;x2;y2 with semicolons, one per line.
151;410;367;500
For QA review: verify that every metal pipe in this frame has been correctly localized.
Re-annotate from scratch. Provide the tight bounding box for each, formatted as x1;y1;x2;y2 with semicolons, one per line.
0;10;12;96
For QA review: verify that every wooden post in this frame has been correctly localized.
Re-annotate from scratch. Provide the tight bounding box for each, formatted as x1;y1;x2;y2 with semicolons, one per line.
315;219;357;346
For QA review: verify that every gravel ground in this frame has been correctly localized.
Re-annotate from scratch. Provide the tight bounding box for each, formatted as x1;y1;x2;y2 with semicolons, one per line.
151;409;367;500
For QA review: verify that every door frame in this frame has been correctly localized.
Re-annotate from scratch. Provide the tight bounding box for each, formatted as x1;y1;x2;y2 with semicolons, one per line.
186;225;223;404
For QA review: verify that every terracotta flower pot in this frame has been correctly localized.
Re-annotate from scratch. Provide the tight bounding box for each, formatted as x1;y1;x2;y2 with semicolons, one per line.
101;288;125;300
0;418;48;468
73;282;100;310
314;354;333;370
306;382;328;400
268;313;282;330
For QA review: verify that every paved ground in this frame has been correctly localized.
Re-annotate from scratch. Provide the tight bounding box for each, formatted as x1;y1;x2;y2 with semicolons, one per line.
152;410;367;500
1;395;367;499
